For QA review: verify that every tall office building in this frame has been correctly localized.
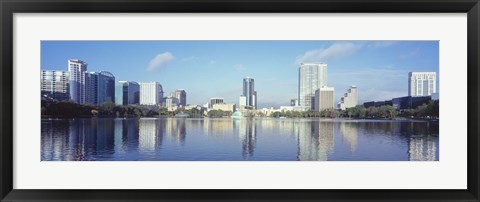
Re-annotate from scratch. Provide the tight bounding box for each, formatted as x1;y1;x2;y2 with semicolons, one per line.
408;72;437;97
85;71;115;105
338;86;358;110
95;71;115;105
41;70;70;101
241;77;257;109
170;89;187;106
139;82;164;105
298;63;328;109
68;59;88;104
115;81;140;105
314;87;334;111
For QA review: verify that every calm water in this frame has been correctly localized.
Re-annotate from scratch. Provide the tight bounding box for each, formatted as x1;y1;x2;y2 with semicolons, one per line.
41;118;439;161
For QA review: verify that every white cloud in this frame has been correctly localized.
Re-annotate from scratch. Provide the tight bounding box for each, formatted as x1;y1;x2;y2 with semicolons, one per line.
295;42;363;64
147;52;175;71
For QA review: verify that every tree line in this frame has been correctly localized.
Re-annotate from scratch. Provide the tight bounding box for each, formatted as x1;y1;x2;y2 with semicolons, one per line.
270;100;439;119
42;100;160;118
42;99;438;120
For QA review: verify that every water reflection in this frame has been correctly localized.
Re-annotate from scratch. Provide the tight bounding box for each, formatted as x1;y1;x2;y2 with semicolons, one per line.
238;119;257;159
41;118;439;161
339;122;358;153
296;121;334;161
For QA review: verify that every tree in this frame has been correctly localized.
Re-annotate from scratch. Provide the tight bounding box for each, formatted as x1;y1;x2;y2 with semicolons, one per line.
271;111;281;118
158;107;169;116
99;102;116;115
207;110;231;118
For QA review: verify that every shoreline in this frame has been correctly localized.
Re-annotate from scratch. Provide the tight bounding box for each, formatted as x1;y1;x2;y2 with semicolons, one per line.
41;116;439;122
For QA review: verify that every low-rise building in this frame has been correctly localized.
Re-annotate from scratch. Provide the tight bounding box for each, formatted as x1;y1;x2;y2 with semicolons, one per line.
212;103;236;112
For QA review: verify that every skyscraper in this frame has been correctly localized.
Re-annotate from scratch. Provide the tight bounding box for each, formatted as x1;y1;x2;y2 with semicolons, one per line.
298;63;328;109
170;89;187;106
408;72;437;97
115;81;140;105
315;87;334;111
41;70;70;101
68;59;88;104
85;71;115;105
139;82;164;105
95;71;115;105
338;86;358;110
241;77;257;109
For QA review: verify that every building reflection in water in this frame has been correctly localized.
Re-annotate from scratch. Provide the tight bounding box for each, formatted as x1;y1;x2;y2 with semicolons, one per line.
296;120;334;161
204;118;234;137
165;118;185;145
138;118;164;152
41;120;70;161
339;121;358;153
237;119;257;159
41;118;439;161
43;118;115;161
408;122;437;161
114;118;140;154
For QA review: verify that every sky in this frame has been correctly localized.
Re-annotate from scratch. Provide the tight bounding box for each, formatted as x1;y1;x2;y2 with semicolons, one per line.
41;41;439;108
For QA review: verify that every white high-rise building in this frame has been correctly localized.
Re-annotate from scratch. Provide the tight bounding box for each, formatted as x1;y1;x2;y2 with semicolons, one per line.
41;70;70;101
239;95;247;107
68;59;88;104
298;63;327;109
408;72;437;97
315;87;334;111
139;82;164;105
338;86;358;110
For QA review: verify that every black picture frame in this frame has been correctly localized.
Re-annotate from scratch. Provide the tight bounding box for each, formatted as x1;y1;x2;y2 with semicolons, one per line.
1;0;479;201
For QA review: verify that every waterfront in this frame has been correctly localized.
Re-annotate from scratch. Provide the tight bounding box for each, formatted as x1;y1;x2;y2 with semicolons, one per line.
41;118;439;161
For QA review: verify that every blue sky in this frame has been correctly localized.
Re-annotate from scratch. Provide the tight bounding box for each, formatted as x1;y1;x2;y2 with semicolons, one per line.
41;41;439;108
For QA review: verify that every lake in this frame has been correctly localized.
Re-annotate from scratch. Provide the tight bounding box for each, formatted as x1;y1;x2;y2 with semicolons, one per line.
41;118;439;161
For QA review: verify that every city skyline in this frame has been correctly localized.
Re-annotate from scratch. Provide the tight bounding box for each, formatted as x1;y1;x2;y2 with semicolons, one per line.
41;41;439;108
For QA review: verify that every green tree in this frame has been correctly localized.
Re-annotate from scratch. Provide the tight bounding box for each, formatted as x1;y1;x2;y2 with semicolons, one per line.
158;107;169;116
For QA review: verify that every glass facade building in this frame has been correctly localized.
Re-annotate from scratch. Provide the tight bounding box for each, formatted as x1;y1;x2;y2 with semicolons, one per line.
115;81;140;105
242;77;257;109
95;71;115;105
86;71;115;105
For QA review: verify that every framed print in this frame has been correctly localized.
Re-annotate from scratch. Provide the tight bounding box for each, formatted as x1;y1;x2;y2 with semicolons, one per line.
1;0;479;201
